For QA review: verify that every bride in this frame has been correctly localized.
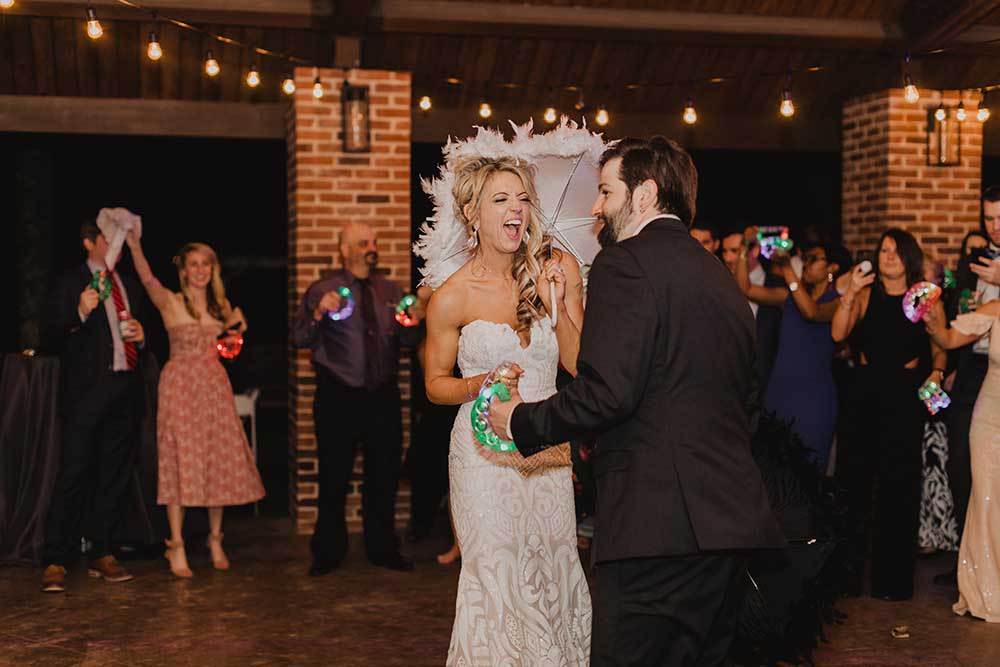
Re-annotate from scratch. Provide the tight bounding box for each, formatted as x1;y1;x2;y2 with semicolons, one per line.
422;154;592;665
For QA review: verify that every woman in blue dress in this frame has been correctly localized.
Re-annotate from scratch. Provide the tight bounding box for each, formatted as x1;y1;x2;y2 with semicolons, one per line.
736;236;851;470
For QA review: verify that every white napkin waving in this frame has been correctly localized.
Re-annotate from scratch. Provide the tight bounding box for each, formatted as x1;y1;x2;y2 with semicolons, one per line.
97;207;142;271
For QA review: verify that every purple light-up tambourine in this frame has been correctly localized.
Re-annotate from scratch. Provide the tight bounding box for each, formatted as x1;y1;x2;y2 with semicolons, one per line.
756;227;794;260
902;281;942;323
470;362;517;453
326;286;355;321
918;379;951;415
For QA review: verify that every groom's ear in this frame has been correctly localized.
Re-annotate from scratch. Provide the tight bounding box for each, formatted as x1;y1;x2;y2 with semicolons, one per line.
636;179;659;211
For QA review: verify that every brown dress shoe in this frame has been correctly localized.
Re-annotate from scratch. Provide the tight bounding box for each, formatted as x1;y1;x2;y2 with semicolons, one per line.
41;565;67;593
87;555;133;583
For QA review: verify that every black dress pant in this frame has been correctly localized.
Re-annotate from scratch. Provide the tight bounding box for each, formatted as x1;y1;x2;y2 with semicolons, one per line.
43;371;141;566
406;401;457;534
593;553;746;667
311;371;402;565
841;366;925;599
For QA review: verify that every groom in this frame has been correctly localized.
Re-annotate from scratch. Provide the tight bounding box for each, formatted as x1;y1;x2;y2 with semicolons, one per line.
489;137;783;666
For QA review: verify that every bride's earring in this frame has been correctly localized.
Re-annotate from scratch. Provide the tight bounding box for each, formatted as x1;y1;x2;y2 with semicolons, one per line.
827;272;834;283
467;227;479;251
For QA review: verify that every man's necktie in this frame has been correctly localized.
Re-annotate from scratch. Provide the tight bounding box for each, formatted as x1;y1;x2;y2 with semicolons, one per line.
109;272;138;370
359;277;380;391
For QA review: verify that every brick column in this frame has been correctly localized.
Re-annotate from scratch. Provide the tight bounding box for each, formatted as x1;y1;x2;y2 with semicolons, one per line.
286;68;412;535
842;89;983;266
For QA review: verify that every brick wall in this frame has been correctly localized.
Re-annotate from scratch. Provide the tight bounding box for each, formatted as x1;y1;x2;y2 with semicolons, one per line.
286;68;412;535
842;88;983;267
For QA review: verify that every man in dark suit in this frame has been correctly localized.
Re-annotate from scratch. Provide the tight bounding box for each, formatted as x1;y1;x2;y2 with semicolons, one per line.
490;137;783;666
40;220;147;593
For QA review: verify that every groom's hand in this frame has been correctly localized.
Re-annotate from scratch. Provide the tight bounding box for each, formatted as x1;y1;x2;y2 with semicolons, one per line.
488;386;522;441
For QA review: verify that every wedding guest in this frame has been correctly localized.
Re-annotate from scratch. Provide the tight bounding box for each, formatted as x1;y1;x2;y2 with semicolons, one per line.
935;187;1000;585
736;238;850;470
291;222;421;576
833;228;947;600
689;219;719;254
721;225;765;317
128;233;264;578
40;220;148;593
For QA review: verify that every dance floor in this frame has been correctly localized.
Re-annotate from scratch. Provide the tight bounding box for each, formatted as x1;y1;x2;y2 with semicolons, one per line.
1;518;997;666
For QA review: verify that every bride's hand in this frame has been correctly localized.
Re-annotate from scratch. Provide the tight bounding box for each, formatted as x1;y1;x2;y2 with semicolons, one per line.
538;258;566;315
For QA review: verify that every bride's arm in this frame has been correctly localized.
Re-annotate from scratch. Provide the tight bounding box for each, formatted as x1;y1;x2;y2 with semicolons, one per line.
551;250;584;376
424;283;487;405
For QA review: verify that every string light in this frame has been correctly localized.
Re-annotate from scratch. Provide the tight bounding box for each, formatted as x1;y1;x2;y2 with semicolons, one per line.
903;54;919;103
246;64;260;88
282;77;296;95
418;95;432;111
595;106;609;126
204;50;220;77
543;106;558;124
478;101;492;119
956;101;967;122
312;75;324;99
979;102;991;123
0;0;15;9
147;29;163;61
683;98;697;125
934;103;946;122
85;5;103;40
779;72;795;118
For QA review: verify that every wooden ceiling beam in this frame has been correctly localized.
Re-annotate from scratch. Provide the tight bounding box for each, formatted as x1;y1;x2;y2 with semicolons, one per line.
901;0;1000;52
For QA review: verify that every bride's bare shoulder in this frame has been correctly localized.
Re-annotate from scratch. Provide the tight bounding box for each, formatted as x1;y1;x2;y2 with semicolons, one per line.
427;273;470;326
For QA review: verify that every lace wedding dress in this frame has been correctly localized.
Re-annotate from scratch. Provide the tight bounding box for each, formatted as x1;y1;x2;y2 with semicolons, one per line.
447;316;592;666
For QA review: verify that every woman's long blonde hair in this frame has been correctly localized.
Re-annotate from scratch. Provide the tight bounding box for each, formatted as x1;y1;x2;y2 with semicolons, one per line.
452;155;549;333
173;242;232;323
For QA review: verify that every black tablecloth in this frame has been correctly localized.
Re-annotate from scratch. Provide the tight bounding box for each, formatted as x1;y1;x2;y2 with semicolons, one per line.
0;353;163;565
0;354;60;564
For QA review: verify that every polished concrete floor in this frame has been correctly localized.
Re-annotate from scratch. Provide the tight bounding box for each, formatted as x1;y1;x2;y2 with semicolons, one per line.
1;518;998;666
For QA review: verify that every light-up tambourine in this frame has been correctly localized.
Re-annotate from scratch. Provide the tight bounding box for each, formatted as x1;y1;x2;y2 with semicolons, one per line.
902;281;942;323
395;294;419;327
89;270;112;301
326;286;355;321
756;226;794;260
470;362;517;453
216;331;245;360
918;379;951;415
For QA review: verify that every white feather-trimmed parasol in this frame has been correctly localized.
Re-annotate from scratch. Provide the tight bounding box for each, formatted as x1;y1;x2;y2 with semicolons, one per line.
413;117;606;290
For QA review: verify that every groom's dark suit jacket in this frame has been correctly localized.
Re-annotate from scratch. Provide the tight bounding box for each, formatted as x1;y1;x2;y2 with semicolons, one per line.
512;216;784;563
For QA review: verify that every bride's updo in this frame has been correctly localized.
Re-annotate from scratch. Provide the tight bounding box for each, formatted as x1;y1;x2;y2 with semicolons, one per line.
452;155;549;334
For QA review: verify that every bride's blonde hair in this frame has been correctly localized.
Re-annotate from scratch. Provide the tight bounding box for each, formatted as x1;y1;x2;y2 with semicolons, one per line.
452;155;549;333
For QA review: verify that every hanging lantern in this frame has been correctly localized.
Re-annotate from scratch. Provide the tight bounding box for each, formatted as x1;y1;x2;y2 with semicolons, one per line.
341;82;371;152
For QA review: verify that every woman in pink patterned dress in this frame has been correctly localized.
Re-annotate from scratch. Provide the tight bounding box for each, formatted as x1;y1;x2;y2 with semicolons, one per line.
127;232;264;578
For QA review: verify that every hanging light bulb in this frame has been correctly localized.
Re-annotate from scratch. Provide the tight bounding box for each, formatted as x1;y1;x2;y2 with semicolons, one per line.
683;98;697;125
478;101;492;119
595;106;609;126
418;95;432;111
246;64;260;88
282;77;296;95
934;103;947;122
780;90;795;118
146;30;162;61
85;5;103;40
312;76;324;99
543;106;558;124
902;55;919;103
978;103;991;123
0;0;15;9
204;50;220;77
956;101;967;122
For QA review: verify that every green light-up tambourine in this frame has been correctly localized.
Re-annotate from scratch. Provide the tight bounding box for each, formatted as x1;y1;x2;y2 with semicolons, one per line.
395;294;418;327
470;362;518;453
89;270;112;301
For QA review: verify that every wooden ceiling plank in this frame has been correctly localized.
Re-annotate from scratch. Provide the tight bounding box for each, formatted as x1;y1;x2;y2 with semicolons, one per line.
74;14;100;97
30;17;56;96
12;15;36;95
0;17;17;94
159;20;182;99
51;17;81;97
901;0;1000;52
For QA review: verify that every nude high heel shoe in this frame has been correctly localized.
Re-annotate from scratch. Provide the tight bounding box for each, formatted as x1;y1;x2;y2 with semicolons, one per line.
164;539;193;578
207;533;230;571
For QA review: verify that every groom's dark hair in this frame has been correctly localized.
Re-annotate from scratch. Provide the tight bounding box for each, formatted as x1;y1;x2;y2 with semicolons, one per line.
599;136;698;229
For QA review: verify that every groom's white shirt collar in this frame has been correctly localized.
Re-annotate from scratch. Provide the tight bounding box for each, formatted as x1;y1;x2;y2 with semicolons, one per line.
625;213;682;240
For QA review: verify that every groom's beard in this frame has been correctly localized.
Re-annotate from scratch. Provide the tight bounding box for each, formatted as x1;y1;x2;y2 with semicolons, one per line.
597;197;634;248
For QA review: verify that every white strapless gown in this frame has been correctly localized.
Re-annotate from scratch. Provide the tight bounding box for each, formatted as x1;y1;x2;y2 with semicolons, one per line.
447;317;592;666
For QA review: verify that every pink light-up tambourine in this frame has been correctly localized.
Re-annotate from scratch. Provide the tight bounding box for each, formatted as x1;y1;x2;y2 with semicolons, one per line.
902;281;942;323
918;379;951;415
470;362;517;452
326;286;355;322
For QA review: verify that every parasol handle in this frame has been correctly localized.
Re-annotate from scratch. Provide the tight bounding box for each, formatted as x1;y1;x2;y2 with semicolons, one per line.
549;280;558;328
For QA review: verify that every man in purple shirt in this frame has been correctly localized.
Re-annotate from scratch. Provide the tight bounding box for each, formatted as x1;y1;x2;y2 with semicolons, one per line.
292;222;420;575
